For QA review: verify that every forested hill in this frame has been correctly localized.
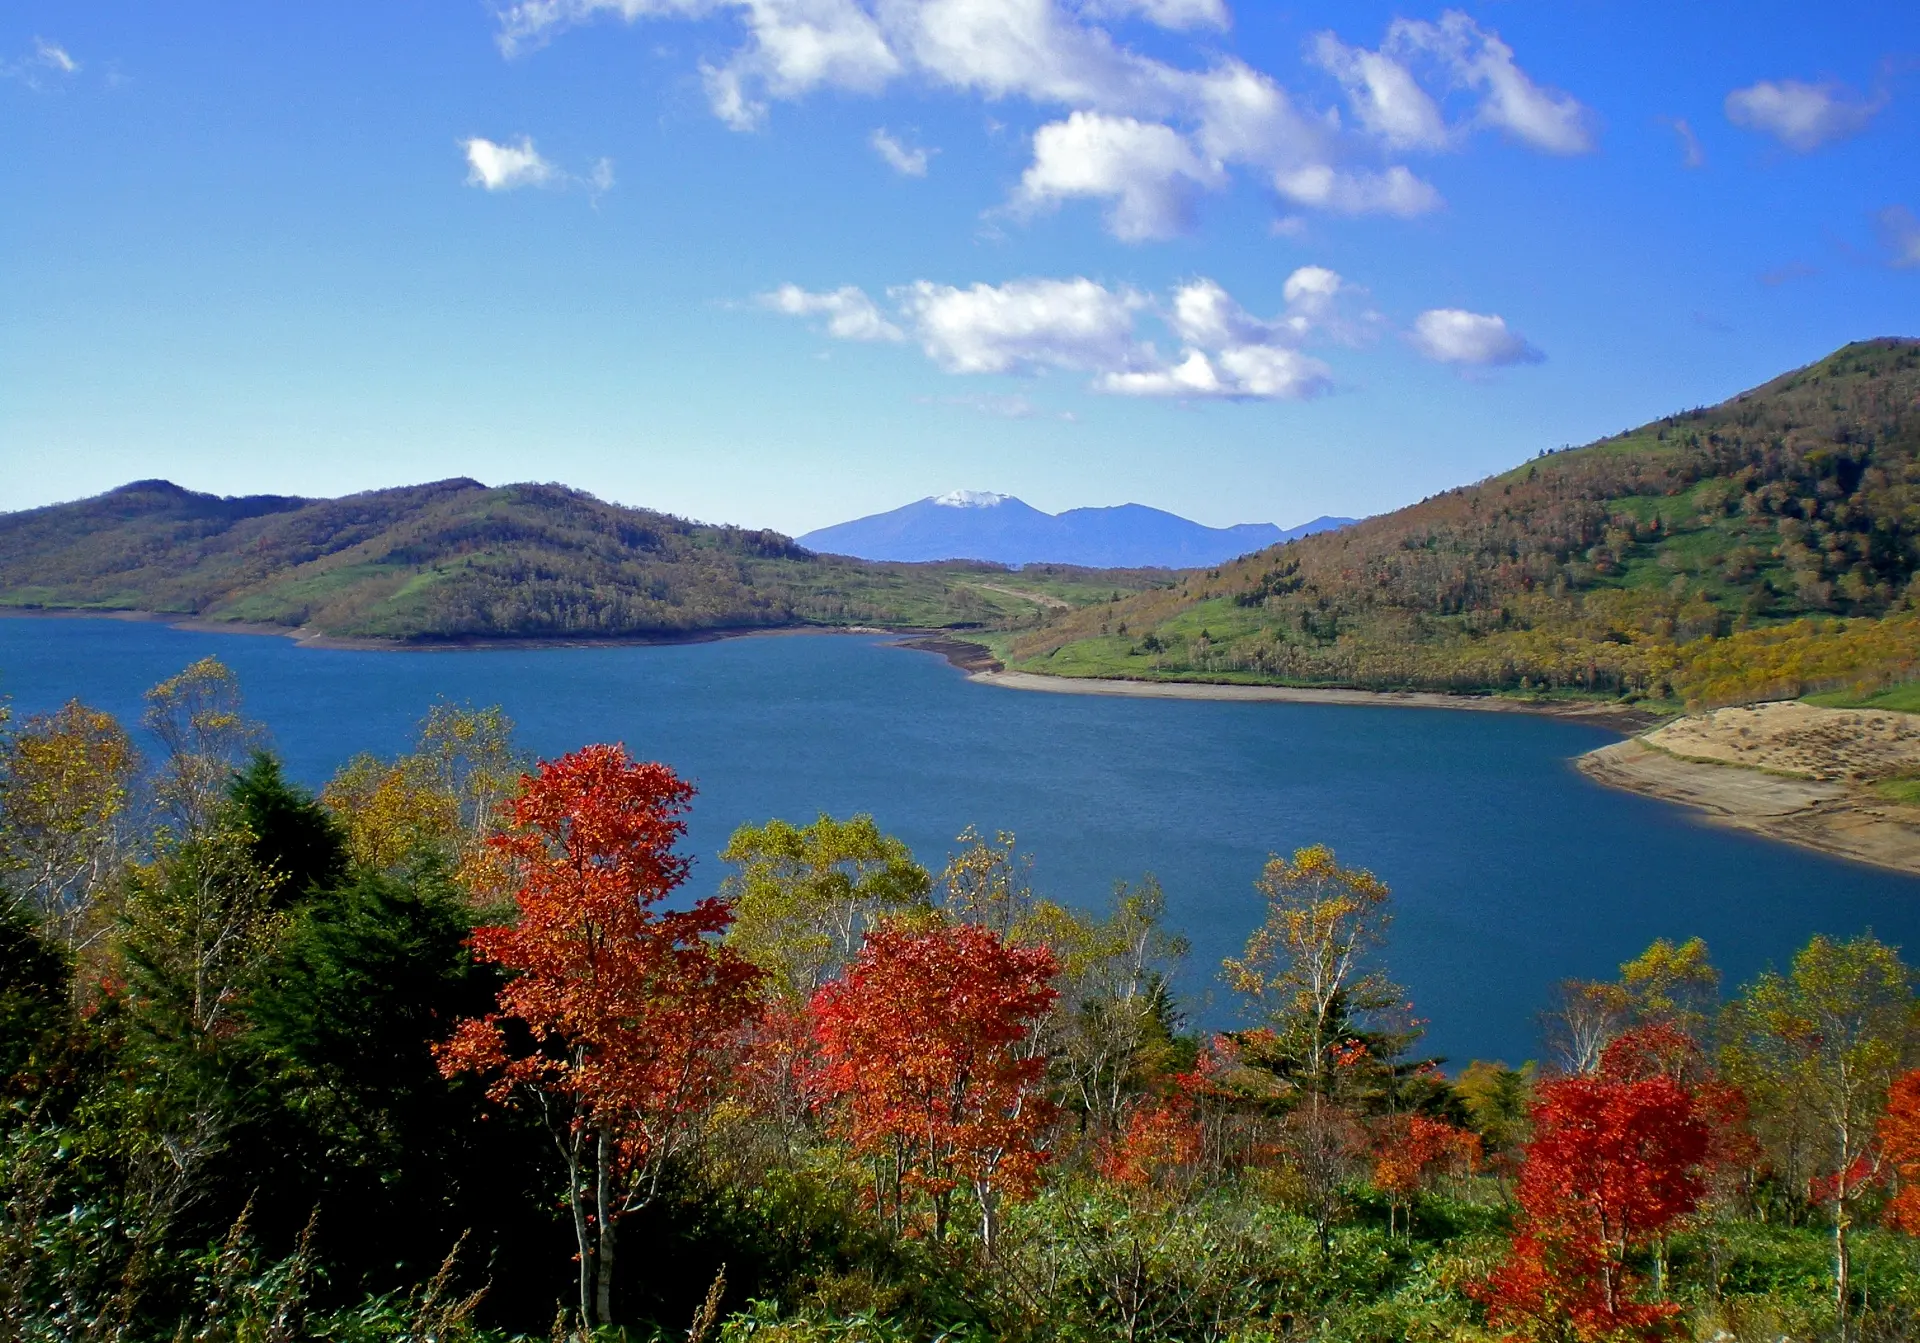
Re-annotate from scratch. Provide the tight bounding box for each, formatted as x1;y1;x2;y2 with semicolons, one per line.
1008;339;1920;705
0;478;1166;641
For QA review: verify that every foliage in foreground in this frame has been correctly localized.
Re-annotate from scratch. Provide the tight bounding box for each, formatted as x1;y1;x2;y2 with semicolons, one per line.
3;657;1920;1342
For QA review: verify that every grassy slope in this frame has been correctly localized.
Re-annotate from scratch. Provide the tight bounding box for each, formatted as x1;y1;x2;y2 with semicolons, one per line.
0;479;1173;642
1008;339;1920;704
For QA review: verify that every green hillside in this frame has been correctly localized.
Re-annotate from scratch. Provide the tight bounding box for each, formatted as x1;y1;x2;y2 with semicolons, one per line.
0;479;1168;642
1008;339;1920;706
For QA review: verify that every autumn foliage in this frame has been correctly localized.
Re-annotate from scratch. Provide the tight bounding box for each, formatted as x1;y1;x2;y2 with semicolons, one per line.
1481;1028;1721;1341
1372;1114;1480;1234
809;918;1058;1250
436;744;762;1323
1881;1069;1920;1235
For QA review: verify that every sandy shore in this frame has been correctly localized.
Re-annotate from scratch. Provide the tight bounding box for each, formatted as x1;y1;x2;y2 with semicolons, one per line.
1577;704;1920;877
970;668;1660;729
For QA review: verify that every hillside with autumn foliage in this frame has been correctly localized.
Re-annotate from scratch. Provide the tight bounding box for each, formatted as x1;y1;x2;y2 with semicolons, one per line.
0;478;1168;641
4;658;1919;1341
1007;339;1920;707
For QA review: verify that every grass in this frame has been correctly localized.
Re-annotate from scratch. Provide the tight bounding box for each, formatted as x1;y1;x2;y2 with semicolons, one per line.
1805;679;1920;714
1875;777;1920;806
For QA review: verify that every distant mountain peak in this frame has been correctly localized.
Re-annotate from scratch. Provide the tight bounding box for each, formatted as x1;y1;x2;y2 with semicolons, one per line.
932;489;1012;509
801;493;1353;568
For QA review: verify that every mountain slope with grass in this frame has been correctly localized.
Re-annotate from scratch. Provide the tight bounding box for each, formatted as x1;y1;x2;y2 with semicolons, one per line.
0;479;1171;642
1006;339;1920;706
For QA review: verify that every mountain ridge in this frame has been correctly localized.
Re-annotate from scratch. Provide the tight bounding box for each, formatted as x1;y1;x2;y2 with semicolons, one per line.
800;493;1353;567
0;478;1173;642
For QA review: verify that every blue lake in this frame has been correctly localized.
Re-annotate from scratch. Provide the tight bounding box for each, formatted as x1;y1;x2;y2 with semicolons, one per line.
4;614;1917;1067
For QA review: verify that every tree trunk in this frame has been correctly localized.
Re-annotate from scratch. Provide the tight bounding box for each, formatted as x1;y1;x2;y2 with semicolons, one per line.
1834;1201;1851;1334
596;1129;617;1327
566;1128;593;1332
977;1181;1000;1258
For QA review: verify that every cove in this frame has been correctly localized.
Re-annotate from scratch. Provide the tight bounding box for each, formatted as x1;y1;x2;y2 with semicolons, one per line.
4;613;1918;1068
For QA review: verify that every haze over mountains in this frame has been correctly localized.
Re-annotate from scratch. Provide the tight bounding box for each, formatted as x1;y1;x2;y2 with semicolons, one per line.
799;491;1355;568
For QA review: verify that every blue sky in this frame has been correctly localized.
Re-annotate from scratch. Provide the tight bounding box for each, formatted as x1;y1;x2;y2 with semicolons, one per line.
2;1;1915;535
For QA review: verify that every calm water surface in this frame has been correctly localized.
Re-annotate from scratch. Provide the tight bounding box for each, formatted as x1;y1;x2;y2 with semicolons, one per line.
4;614;1917;1066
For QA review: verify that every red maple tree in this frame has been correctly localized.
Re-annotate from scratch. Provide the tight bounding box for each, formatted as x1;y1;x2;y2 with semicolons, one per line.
1372;1114;1480;1236
1103;1091;1205;1198
808;918;1058;1253
436;744;763;1328
1880;1069;1920;1234
1481;1028;1716;1341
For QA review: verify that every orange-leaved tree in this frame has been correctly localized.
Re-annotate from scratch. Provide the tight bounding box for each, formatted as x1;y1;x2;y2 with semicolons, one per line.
809;918;1058;1254
1481;1027;1715;1342
1881;1069;1920;1234
1372;1113;1480;1237
1102;1090;1205;1200
436;744;763;1329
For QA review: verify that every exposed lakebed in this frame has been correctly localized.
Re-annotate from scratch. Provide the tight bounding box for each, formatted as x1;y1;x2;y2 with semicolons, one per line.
4;614;1918;1066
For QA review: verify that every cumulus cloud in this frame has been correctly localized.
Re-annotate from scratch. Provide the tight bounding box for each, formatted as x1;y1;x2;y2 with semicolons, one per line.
463;136;562;190
760;284;906;340
762;268;1371;400
1385;11;1594;154
870;128;931;175
1408;309;1543;366
1725;79;1885;152
491;0;1586;240
1017;112;1226;241
1274;163;1441;217
895;277;1149;375
1879;206;1920;269
1309;33;1447;151
462;136;614;194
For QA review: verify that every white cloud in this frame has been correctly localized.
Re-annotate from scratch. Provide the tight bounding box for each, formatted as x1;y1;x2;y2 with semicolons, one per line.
764;268;1358;400
1408;309;1542;366
3;36;81;87
1725;79;1885;153
1017;111;1226;241
702;0;899;130
894;277;1149;375
1078;0;1229;31
1879;206;1920;269
1386;11;1594;155
490;1;1589;240
463;136;561;190
870;127;931;175
34;38;78;74
1275;163;1441;217
1667;117;1705;169
760;284;906;340
1309;33;1447;151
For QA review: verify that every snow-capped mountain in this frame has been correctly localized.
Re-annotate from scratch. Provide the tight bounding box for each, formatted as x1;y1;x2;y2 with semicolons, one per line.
797;493;1354;568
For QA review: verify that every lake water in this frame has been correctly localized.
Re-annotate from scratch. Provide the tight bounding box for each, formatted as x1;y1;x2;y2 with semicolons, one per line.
4;614;1917;1067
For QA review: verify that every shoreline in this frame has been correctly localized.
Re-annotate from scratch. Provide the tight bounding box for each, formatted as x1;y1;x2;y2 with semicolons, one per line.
962;667;1662;731
1576;739;1920;878
0;606;922;654
3;609;1664;729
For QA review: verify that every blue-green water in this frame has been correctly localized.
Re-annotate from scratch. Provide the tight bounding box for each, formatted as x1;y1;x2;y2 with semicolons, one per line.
4;614;1917;1066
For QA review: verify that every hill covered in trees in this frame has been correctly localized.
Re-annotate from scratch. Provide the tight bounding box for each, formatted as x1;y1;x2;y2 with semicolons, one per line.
0;479;1166;641
1007;340;1920;706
